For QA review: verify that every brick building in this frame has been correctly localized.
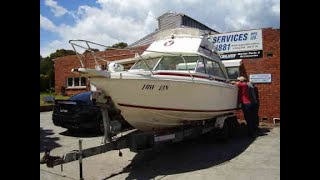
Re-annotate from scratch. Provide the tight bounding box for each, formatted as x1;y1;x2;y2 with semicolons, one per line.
240;28;280;122
54;46;148;95
54;12;280;124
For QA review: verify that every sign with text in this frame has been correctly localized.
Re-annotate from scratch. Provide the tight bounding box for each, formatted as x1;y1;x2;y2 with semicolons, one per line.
208;29;263;60
249;74;272;83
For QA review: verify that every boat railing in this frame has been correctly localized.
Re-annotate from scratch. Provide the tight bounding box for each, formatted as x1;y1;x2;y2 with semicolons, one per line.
69;40;196;79
69;40;154;74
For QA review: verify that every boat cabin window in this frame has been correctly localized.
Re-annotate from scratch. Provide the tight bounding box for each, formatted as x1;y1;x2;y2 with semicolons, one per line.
204;59;215;76
154;56;199;71
203;57;226;79
212;61;226;78
195;59;206;74
130;57;160;70
225;66;240;80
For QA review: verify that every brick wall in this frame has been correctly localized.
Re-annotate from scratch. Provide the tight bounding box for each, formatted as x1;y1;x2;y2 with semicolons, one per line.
237;28;280;123
54;45;149;96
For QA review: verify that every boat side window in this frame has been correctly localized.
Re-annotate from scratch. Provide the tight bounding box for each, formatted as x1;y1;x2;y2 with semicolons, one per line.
195;58;206;74
204;59;215;76
225;66;240;80
212;61;226;79
154;56;199;71
130;57;160;70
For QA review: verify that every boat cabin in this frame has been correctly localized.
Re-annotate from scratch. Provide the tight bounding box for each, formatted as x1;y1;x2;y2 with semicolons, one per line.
129;55;228;81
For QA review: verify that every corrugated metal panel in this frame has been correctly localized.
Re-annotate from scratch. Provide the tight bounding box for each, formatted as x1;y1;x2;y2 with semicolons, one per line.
182;15;218;33
129;31;157;47
130;12;220;47
158;13;182;30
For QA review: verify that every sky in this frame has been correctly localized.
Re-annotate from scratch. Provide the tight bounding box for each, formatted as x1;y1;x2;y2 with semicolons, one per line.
40;0;280;57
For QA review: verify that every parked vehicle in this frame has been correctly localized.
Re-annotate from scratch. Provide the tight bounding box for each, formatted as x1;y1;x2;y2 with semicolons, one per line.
52;91;131;133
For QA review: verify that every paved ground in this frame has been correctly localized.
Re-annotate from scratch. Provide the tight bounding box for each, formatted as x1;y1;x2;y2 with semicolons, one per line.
40;111;280;180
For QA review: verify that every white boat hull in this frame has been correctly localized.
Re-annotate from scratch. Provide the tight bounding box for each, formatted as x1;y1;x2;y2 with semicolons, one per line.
90;75;238;131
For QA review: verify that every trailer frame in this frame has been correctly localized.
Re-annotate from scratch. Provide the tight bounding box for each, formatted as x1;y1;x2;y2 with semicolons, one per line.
40;91;239;179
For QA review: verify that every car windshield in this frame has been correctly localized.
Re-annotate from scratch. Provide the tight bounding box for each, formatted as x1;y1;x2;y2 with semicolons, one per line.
69;92;92;104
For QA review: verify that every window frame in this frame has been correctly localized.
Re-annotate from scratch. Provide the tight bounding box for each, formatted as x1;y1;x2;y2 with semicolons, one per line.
211;60;227;79
130;57;161;71
195;58;207;74
225;66;240;81
66;77;87;89
203;57;228;81
154;55;200;71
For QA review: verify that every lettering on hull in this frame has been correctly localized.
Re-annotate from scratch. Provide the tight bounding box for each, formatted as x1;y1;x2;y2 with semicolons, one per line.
141;84;169;91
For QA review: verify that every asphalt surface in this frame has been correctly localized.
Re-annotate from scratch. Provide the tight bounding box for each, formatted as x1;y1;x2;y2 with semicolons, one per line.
40;111;280;180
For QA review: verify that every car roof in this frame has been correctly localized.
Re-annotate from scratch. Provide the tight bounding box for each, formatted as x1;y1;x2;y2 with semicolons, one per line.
68;91;92;102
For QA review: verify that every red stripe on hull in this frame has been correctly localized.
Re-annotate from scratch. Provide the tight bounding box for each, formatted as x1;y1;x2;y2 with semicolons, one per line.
118;103;239;112
154;72;209;80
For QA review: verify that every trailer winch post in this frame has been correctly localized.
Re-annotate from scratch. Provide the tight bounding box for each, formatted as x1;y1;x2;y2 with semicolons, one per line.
91;90;112;144
100;105;112;144
79;139;84;180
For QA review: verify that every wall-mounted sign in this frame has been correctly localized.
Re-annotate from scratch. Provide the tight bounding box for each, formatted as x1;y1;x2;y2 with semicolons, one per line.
208;29;263;60
249;74;272;83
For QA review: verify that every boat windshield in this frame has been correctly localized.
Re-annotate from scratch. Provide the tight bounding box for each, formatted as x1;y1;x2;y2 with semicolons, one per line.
130;57;160;70
154;56;199;71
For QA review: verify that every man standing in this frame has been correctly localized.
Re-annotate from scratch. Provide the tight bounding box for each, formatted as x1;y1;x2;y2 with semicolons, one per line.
247;81;260;133
236;76;255;137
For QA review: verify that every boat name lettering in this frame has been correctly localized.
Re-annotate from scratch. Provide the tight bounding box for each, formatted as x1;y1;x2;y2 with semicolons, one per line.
141;84;169;91
142;84;155;90
158;85;169;91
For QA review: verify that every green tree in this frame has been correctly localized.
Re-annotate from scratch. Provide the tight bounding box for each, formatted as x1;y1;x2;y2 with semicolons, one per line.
40;57;54;75
40;49;76;92
40;74;50;92
49;49;76;59
83;48;100;54
106;42;128;50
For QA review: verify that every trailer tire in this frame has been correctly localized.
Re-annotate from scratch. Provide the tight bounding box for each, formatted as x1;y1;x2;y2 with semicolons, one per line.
218;119;230;142
228;117;237;138
67;128;77;134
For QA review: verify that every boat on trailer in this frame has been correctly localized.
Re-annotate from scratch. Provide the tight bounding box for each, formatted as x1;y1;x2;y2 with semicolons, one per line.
70;27;238;132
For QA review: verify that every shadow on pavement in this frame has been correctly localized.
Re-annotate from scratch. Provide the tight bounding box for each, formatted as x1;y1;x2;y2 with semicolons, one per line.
59;129;103;138
257;127;271;137
59;127;134;138
40;127;61;153
103;126;272;180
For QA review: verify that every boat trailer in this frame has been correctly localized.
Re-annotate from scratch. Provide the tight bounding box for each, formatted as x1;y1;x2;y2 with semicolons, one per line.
40;91;238;179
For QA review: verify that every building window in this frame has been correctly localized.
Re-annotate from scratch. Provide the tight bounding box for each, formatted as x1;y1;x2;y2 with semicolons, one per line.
67;78;73;87
66;77;87;88
225;67;240;80
74;77;80;86
81;77;86;86
267;52;273;57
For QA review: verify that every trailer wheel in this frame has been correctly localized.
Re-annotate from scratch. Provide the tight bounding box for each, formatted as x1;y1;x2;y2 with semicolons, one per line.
67;128;77;135
228;117;237;138
218;119;230;142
